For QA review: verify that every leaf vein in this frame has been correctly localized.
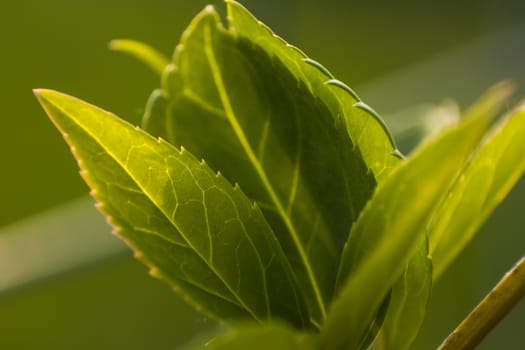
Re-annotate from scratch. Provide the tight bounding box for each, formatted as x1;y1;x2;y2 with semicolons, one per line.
183;88;227;118
49;96;263;322
203;21;326;318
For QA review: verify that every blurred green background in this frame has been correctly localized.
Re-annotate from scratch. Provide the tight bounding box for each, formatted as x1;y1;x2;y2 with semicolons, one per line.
0;0;524;348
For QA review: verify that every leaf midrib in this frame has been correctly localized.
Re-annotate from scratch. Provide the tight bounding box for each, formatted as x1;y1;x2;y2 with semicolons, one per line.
202;22;326;319
130;226;247;308
132;237;261;317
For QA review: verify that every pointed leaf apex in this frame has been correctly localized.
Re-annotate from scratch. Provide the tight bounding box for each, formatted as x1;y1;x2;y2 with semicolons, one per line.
203;4;216;13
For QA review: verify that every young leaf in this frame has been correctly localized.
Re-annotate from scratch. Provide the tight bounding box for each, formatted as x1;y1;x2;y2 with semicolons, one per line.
142;1;401;326
321;83;512;350
34;89;308;327
187;322;317;350
381;238;432;350
377;83;516;350
109;39;169;76
430;105;525;279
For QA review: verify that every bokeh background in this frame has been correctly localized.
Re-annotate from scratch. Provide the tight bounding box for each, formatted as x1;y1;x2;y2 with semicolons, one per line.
0;0;524;348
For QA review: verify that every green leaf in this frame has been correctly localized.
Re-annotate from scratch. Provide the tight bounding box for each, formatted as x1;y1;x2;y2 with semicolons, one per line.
430;105;525;279
109;39;169;76
142;1;400;326
381;238;432;350
187;322;317;350
321;82;512;350
225;0;401;181
34;89;308;327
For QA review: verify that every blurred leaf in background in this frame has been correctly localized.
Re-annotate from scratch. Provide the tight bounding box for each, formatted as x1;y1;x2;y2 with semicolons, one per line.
0;0;524;349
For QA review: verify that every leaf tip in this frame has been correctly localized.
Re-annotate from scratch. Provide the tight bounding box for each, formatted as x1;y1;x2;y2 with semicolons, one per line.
107;39;120;51
33;88;61;100
203;4;216;14
33;88;52;106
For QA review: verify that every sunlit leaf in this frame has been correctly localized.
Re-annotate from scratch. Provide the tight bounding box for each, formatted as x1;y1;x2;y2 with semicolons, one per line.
430;105;525;279
33;0;525;347
34;89;308;327
321;82;512;350
141;1;401;326
381;238;432;350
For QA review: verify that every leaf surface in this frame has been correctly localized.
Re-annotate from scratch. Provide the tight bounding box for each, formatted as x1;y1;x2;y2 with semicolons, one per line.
34;89;308;327
381;238;432;350
430;105;525;279
142;1;400;326
321;83;512;350
225;0;401;180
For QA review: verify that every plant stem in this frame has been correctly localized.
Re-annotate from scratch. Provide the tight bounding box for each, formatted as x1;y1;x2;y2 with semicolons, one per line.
438;256;525;350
